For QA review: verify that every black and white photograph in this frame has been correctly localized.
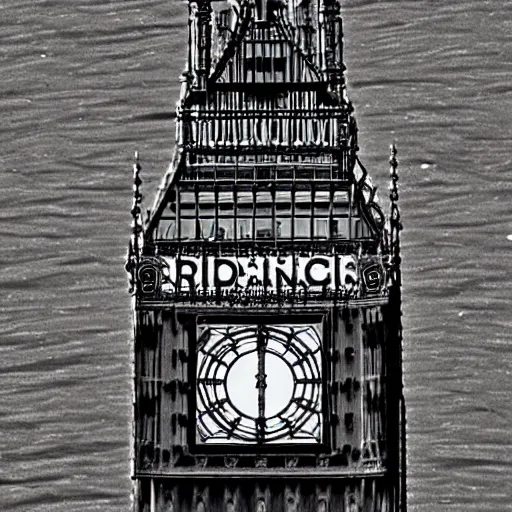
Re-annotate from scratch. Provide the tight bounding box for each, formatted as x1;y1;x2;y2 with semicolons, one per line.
1;1;511;511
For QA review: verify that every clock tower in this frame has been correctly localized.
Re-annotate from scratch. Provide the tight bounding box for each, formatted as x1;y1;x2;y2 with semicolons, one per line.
127;0;406;510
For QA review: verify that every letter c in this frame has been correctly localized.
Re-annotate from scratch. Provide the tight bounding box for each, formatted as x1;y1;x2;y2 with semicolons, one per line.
305;257;331;287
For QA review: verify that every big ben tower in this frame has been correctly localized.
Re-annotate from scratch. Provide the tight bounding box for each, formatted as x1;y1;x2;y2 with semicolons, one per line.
126;0;406;510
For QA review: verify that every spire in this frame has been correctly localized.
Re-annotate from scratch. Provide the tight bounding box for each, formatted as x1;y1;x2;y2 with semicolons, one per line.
388;144;402;281
131;151;143;254
127;152;143;293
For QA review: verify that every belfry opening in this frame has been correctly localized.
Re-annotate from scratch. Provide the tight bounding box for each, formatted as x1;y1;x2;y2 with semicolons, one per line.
127;0;406;510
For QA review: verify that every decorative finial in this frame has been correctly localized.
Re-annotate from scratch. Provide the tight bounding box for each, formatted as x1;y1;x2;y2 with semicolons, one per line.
126;152;143;294
132;151;142;217
389;143;399;205
388;144;402;275
131;151;144;265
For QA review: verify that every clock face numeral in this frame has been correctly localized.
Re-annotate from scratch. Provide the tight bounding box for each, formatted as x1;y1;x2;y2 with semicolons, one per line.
196;323;323;445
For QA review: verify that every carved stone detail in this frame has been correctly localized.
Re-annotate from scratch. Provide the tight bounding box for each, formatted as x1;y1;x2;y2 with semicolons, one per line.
317;498;327;512
317;455;330;467
285;485;300;512
224;456;239;468
255;457;268;468
285;457;299;468
256;499;266;512
195;456;208;468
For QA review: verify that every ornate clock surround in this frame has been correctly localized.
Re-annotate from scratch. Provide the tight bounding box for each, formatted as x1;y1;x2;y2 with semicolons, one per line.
187;313;332;456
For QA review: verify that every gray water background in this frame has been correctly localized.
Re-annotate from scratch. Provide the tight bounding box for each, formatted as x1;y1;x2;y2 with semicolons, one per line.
1;0;512;510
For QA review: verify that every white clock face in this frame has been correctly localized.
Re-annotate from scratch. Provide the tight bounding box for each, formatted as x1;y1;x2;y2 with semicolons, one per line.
196;322;323;445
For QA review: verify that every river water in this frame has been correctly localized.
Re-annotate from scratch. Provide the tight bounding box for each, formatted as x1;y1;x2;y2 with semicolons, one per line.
1;0;511;510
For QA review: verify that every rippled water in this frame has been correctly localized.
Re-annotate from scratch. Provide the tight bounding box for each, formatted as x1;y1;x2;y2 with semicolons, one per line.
1;1;512;510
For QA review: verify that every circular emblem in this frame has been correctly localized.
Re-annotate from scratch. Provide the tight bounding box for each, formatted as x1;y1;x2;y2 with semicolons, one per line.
361;263;383;293
137;260;162;295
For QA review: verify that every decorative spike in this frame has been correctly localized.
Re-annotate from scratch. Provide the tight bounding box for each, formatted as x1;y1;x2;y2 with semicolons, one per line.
130;151;144;274
388;143;402;278
389;143;399;204
132;151;142;216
